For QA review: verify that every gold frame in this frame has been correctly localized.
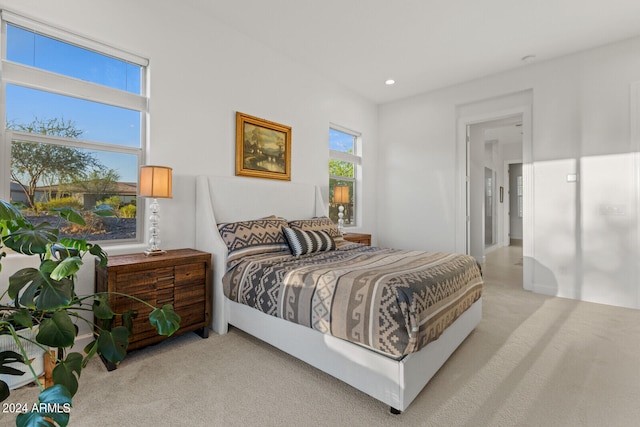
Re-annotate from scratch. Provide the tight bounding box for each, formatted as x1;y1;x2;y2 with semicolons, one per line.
235;112;291;181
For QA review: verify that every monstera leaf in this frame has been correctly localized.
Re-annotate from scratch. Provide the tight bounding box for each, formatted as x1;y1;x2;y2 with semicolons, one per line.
16;384;72;427
37;311;77;348
50;256;83;281
92;295;115;320
149;305;181;337
52;352;83;397
97;326;129;364
2;221;58;255
0;199;23;231
9;264;74;310
52;207;85;226
0;350;25;375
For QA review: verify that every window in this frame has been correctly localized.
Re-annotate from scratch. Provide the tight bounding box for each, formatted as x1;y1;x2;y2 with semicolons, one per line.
1;11;148;242
329;126;361;228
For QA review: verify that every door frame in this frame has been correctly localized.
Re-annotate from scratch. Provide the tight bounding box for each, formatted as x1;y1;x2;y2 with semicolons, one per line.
456;103;533;290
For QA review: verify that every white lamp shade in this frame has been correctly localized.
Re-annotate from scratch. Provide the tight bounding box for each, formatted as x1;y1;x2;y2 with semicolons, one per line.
139;165;173;198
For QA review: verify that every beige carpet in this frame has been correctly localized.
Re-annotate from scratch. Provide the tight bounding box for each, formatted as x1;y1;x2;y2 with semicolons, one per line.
4;246;640;426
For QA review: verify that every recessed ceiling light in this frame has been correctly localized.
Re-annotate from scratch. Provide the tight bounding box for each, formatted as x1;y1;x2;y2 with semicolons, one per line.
385;79;395;85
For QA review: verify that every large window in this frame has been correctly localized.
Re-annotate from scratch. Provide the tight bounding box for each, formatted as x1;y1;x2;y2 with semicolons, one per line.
1;11;148;242
329;126;361;228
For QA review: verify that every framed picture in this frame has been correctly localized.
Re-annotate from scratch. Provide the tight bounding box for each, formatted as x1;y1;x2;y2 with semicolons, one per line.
235;112;291;181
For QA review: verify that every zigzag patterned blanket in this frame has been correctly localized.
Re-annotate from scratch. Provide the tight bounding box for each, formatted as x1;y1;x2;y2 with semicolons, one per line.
223;246;483;358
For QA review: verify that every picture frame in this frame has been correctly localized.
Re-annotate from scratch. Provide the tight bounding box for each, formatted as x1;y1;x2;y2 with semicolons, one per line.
235;112;291;181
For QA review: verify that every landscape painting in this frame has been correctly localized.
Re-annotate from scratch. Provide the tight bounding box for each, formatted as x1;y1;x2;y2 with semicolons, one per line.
235;112;291;180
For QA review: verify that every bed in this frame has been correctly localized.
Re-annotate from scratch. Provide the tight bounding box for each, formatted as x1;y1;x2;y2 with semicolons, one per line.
195;175;483;413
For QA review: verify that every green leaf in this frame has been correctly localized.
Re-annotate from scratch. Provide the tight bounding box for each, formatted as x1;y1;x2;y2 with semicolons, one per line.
92;296;115;320
16;384;72;427
0;350;25;376
16;411;55;427
9;263;74;309
37;276;74;311
2;222;58;255
50;256;83;281
97;326;129;364
52;352;83;397
8;267;40;304
82;340;98;366
37;311;76;348
149;305;181;336
57;238;88;253
0;379;9;402
53;207;85;226
12;308;35;328
88;243;109;267
122;310;137;336
0;199;22;222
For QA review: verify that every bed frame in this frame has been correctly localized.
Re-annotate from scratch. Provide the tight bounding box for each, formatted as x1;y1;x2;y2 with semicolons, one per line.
194;175;482;413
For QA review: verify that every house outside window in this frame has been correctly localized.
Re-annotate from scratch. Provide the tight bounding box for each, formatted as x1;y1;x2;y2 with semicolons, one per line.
329;125;361;228
0;11;148;242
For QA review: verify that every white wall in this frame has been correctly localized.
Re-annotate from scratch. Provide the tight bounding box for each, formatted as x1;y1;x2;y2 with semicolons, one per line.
0;0;379;339
379;35;640;309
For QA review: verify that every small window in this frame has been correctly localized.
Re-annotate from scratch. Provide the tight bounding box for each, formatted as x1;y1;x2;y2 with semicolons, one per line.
329;126;361;228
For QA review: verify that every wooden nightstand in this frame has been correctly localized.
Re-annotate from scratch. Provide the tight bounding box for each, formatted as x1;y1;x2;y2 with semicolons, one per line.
95;248;211;365
342;232;372;246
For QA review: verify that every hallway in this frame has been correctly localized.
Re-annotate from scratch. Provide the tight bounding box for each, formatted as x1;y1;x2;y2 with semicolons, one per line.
483;245;523;291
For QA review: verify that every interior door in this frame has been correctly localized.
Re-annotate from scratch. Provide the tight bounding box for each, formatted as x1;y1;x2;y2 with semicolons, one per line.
509;163;523;244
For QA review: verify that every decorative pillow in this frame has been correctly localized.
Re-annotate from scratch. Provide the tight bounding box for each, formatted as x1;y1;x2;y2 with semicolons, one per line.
283;227;336;257
217;217;290;267
288;216;345;250
288;216;342;239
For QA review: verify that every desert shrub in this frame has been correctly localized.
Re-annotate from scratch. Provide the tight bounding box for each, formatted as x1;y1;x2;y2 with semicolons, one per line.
120;204;137;218
39;197;83;211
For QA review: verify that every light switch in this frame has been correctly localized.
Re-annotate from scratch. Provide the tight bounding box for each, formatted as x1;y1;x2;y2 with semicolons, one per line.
567;174;578;182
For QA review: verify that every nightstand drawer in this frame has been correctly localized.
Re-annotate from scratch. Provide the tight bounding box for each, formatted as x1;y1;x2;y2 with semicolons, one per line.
116;266;175;292
175;262;206;284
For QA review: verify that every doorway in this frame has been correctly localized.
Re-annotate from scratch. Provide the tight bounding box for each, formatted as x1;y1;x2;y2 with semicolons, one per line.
467;115;523;263
456;94;533;290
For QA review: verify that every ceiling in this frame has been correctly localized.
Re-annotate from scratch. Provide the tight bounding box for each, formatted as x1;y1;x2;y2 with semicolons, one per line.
199;0;640;104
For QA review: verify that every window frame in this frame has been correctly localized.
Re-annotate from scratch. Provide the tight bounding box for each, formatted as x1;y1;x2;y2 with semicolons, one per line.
0;11;149;244
329;124;362;228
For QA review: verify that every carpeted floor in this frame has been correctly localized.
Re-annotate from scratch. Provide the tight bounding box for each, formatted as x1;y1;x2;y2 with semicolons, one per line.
4;246;640;426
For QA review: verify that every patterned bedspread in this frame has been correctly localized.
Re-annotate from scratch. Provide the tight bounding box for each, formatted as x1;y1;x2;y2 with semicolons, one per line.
222;245;483;358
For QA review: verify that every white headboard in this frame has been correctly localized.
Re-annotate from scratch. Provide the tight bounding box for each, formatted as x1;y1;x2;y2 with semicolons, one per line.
194;175;326;333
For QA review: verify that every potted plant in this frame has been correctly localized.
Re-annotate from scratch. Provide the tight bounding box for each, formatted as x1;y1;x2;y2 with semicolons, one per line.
0;199;180;426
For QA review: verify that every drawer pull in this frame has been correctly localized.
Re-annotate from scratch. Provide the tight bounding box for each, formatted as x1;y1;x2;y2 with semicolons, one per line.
156;276;175;282
157;298;174;305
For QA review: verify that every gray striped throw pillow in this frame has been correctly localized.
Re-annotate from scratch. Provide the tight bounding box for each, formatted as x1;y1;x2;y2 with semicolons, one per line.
283;227;336;256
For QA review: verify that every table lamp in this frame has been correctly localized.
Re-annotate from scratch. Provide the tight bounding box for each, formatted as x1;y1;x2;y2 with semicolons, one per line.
333;185;349;233
139;165;172;255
